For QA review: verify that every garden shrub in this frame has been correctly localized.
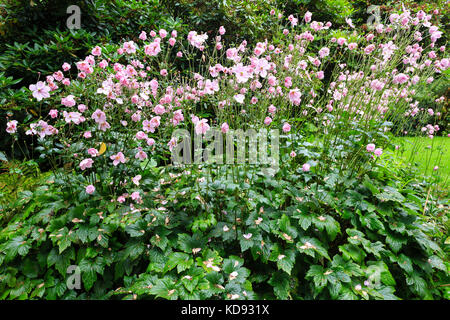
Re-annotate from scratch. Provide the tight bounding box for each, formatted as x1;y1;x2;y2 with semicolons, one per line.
1;6;449;300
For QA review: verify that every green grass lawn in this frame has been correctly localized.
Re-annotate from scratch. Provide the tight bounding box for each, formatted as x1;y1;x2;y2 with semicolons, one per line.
393;136;449;184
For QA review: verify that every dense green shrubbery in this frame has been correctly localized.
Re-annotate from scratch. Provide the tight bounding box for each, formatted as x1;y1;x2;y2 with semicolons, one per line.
0;150;448;299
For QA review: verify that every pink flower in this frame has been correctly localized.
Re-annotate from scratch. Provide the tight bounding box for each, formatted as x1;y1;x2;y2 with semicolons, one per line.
284;77;292;88
135;150;148;161
153;104;166;115
219;26;226;35
233;63;251;83
83;131;92;139
147;138;155;146
136;131;147;140
288;88;302;105
131;191;141;202
132;175;142;186
366;143;376;152
374;148;383;157
304;11;312;23
234;94;245;104
85;185;95;194
160;69;168;76
79;158;94;170
364;44;375;54
143;116;161;133
123;41;136;54
268;105;277;114
187;31;208;49
91;46;102;56
345;18;355;28
97;121;111;132
168;137;177;151
348;43;357;50
319;47;330;58
191;115;199;125
6;120;18;134
221;122;229;133
78;104;87;113
61;95;76;107
110;152;126;166
131;112;141;122
282;123;291;133
195;119;210;135
144;42;161;56
370;79;385;91
92;109;106;123
302;163;310;172
139;31;147;40
159;29;168;38
337;38;346;46
29;81;51;101
49;109;58;118
62;62;71;71
393;73;409;84
53;71;64;81
290;151;296;157
99;60;108;69
264;117;272;125
88;148;99;157
63;111;83;124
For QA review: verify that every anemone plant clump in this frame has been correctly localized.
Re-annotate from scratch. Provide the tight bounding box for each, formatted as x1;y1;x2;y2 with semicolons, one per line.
1;7;449;300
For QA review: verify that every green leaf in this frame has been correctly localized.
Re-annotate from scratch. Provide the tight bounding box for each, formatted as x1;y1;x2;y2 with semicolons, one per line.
313;215;341;240
47;247;75;276
376;186;405;203
297;237;331;261
22;258;39;278
406;273;429;298
149;278;178;300
165;252;192;273
79;257;105;291
292;207;312;230
395;253;413;274
306;265;327;288
386;231;407;253
268;271;290;299
360;213;384;232
177;233;206;253
377;286;399;300
125;222;147;237
339;244;365;264
366;261;396;287
363;175;379;194
276;249;296;275
428;255;446;272
5;237;31;261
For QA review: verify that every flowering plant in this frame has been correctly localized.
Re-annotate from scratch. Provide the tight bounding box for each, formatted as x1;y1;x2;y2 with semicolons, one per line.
1;7;448;300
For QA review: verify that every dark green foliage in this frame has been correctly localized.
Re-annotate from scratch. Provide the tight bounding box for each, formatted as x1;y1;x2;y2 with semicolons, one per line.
0;154;447;299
